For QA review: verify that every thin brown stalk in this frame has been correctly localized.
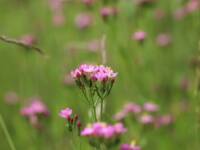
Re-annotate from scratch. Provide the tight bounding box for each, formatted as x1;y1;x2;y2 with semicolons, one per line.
0;35;44;55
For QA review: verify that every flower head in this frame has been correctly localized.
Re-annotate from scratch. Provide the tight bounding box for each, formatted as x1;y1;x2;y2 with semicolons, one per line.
59;108;73;119
75;13;93;29
132;31;147;42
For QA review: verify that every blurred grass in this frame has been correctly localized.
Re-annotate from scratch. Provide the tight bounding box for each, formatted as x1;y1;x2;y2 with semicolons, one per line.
0;0;200;149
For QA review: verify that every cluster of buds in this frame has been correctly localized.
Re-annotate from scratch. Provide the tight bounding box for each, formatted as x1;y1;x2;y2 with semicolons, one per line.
120;140;141;150
20;98;50;129
71;64;117;99
59;108;81;134
114;102;174;128
81;122;127;148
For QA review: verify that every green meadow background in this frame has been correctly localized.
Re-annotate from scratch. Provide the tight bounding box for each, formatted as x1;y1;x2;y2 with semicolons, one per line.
0;0;200;149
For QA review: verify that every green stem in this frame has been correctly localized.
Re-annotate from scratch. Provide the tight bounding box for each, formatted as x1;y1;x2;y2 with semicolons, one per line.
0;114;16;150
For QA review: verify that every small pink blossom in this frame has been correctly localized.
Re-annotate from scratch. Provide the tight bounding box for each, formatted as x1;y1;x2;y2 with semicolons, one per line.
75;13;93;29
21;99;49;117
143;102;159;112
59;108;73;119
81;122;126;139
20;34;37;46
100;6;118;20
132;31;147;42
156;33;171;47
155;115;174;128
138;114;154;124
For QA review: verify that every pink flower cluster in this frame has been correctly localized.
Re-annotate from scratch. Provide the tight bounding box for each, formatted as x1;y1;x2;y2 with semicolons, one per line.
114;102;173;128
59;107;81;131
21;99;49;117
71;64;117;83
132;31;147;42
100;6;118;21
81;122;127;139
20;34;37;46
75;13;93;30
174;0;200;20
20;98;49;128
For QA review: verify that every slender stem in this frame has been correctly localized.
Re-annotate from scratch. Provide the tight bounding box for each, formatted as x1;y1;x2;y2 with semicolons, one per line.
0;114;16;150
0;35;44;55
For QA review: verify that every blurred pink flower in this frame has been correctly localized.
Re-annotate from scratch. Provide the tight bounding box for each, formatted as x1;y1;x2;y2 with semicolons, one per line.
59;108;73;119
124;103;142;114
186;0;200;13
81;122;126;139
143;102;159;112
138;114;154;124
156;33;171;47
4;91;19;105
174;8;187;20
155;115;174;128
100;6;118;21
21;99;49;117
132;31;147;42
20;98;49;129
20;34;37;46
75;13;93;29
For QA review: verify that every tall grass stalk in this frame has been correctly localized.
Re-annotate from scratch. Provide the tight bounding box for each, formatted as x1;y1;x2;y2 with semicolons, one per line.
0;114;16;150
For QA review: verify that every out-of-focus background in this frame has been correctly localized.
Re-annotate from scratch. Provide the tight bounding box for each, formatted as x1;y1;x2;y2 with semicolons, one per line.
0;0;200;149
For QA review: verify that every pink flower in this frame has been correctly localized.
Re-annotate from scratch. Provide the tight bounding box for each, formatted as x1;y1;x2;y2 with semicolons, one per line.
81;122;126;139
113;111;128;121
21;99;49;117
114;123;127;134
186;0;200;13
132;31;147;42
59;108;73;119
20;34;37;46
155;115;174;128
174;8;187;20
71;69;82;79
20;98;49;128
71;64;117;82
143;102;159;112
75;13;93;29
124;103;142;114
156;33;171;47
100;6;118;20
138;114;154;124
81;127;94;136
